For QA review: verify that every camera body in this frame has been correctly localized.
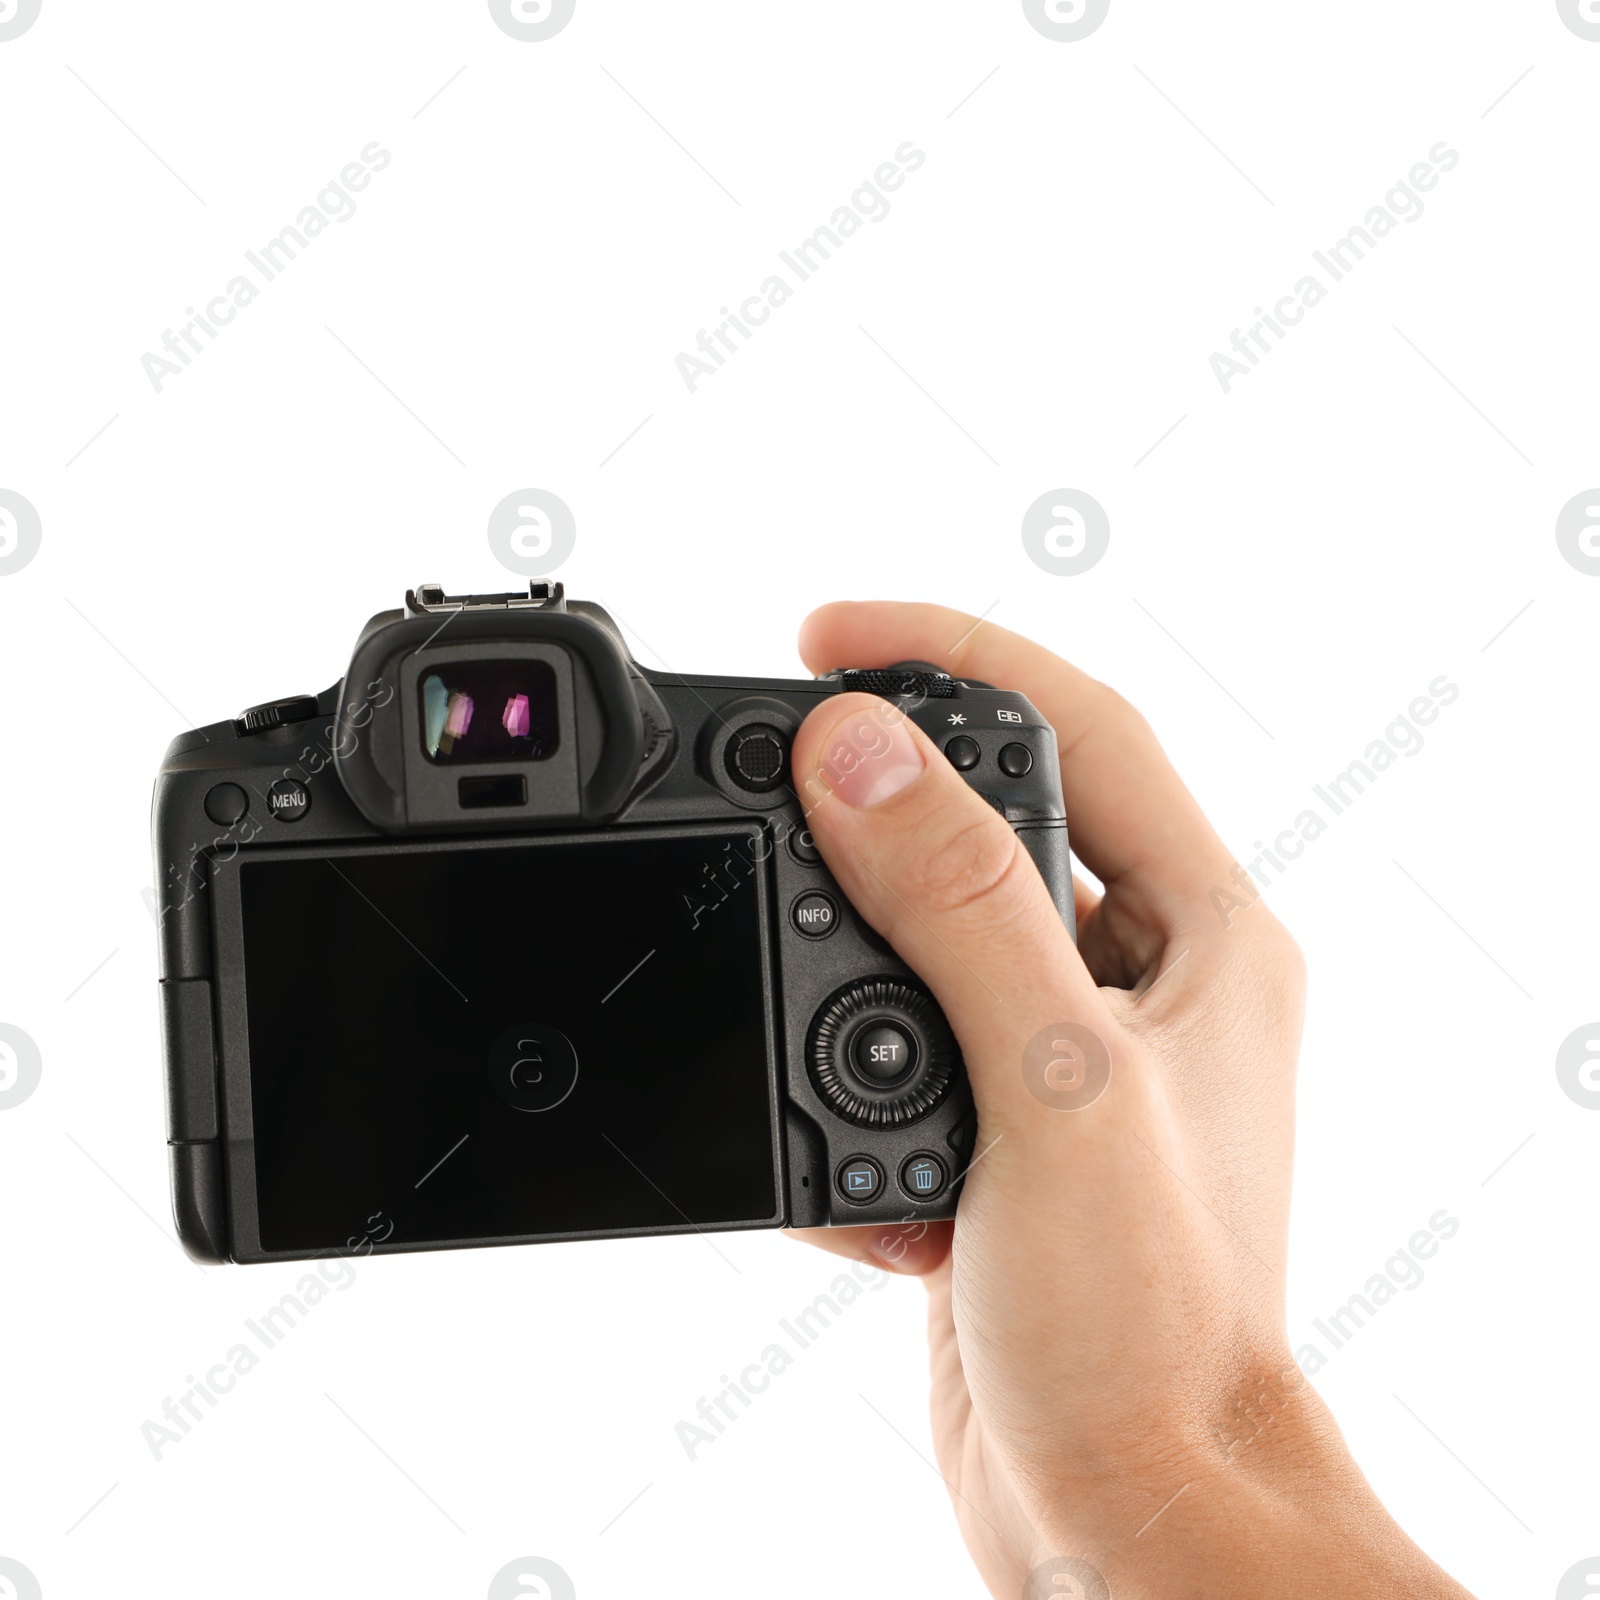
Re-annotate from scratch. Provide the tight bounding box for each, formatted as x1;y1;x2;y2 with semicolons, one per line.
153;585;1073;1264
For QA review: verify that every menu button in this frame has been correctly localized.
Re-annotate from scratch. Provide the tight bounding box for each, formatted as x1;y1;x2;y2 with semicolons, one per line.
267;779;310;822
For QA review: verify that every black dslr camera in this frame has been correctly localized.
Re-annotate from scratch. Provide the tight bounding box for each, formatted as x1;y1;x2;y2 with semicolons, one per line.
152;585;1073;1264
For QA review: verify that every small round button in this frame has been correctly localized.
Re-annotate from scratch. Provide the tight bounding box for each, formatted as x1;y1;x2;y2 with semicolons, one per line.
944;735;980;771
203;783;249;826
998;742;1033;778
836;1157;883;1204
791;890;838;939
725;724;788;792
852;1022;917;1084
900;1153;948;1201
267;778;310;822
787;824;822;866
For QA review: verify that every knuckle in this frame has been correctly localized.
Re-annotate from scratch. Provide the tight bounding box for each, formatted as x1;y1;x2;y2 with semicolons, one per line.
896;807;1030;924
1251;912;1304;976
1270;926;1308;997
1237;916;1307;1013
1099;682;1152;739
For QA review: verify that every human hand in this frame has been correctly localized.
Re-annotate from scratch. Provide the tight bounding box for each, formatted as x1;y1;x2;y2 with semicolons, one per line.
786;602;1472;1600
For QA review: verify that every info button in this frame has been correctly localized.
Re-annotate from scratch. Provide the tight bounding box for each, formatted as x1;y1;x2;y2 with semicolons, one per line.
790;890;838;940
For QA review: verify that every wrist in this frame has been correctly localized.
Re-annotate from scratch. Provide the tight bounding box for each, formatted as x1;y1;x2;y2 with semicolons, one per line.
1027;1362;1473;1600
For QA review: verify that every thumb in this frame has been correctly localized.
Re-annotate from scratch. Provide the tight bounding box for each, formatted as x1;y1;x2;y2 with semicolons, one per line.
792;693;1107;1122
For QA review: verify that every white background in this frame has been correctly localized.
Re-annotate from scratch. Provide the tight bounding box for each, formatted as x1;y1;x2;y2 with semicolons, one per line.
1;2;1596;1597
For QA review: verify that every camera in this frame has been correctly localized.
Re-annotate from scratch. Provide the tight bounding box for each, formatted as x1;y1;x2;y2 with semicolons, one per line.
152;584;1074;1264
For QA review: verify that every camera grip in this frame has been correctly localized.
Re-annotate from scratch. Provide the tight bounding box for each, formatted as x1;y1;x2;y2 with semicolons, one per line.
1015;821;1077;942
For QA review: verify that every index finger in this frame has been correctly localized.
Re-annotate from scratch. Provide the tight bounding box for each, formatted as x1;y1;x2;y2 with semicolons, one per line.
798;601;1238;920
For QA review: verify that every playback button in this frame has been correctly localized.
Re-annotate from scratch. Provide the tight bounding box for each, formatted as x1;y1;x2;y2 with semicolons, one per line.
836;1157;883;1204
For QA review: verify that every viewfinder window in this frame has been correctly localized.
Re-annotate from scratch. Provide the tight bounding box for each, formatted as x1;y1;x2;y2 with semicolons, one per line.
420;660;559;763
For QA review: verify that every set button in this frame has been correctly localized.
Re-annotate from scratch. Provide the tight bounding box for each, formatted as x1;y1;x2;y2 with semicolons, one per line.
790;890;838;939
852;1022;916;1085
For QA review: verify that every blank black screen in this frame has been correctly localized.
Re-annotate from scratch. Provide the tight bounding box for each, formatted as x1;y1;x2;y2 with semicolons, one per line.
239;830;776;1252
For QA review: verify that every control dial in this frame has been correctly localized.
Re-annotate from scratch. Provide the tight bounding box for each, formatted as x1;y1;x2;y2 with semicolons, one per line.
836;667;955;700
807;979;958;1127
236;695;319;734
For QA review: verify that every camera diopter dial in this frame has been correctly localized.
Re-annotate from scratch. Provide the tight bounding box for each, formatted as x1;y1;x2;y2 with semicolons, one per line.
807;979;957;1127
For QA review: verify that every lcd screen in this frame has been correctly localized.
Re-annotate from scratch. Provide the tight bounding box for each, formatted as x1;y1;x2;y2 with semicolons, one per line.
237;829;777;1252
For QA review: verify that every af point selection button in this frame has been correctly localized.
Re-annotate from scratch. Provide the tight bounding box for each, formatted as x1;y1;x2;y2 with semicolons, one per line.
998;742;1033;778
267;778;310;822
836;1156;883;1204
790;889;838;940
